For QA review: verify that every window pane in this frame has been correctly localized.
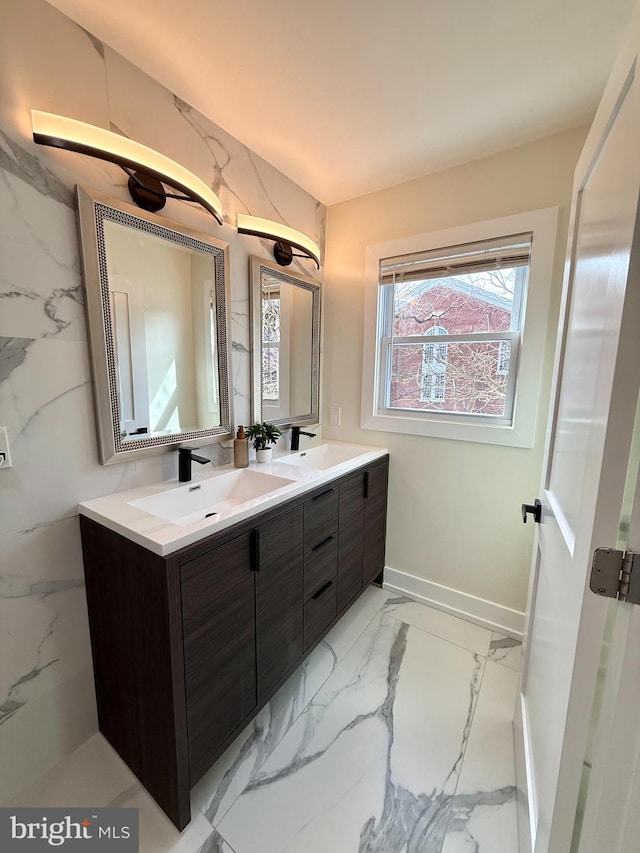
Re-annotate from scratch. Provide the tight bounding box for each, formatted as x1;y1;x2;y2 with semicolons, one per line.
391;268;519;337
262;294;280;401
262;296;280;342
389;339;512;417
262;347;279;400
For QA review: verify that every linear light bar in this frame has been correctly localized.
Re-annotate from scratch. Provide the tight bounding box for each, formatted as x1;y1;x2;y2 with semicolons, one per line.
237;213;321;268
32;110;223;224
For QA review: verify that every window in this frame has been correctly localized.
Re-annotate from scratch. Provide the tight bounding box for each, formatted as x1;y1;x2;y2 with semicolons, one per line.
261;286;280;402
496;340;510;376
362;208;558;447
420;327;448;402
379;238;528;420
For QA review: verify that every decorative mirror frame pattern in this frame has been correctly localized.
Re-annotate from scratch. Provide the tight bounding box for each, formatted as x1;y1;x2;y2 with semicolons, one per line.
249;255;321;427
77;186;233;464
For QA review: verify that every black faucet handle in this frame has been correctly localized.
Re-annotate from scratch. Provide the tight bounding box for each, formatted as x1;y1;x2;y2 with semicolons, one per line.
178;447;210;482
178;447;209;464
290;425;317;451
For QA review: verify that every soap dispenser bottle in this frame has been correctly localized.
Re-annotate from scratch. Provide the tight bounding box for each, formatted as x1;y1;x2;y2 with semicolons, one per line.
234;425;249;468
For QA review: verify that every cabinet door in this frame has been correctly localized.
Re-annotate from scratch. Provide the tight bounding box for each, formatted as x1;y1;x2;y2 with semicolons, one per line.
181;532;256;784
363;459;389;586
256;506;304;702
337;472;365;611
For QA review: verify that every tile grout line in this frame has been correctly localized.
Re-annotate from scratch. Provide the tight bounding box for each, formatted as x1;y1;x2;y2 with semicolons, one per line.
383;610;493;658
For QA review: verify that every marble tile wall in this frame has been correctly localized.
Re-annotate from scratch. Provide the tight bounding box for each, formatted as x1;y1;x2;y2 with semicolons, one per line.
0;0;325;801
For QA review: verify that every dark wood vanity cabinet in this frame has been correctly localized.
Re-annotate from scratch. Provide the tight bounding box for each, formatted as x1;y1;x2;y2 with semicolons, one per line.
337;457;389;609
181;531;257;783
183;505;305;780
337;472;366;611
255;507;304;702
303;485;339;649
80;455;388;831
363;458;389;586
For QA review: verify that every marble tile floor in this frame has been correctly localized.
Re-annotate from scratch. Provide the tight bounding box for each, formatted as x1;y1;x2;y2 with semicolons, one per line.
8;588;521;853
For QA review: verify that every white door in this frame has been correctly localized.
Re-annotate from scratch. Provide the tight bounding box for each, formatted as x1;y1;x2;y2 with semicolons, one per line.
514;5;640;851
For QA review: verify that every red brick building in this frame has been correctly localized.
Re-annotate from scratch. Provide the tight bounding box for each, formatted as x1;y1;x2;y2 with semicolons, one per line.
389;277;513;415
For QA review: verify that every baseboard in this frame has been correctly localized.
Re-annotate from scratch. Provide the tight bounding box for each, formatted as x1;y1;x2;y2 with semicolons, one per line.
382;566;525;638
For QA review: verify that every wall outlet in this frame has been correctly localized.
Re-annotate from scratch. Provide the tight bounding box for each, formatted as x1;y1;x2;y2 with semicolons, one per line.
0;426;13;469
329;406;341;426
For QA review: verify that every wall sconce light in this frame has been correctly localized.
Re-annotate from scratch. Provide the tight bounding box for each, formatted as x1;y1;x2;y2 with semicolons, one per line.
237;213;321;268
31;110;223;224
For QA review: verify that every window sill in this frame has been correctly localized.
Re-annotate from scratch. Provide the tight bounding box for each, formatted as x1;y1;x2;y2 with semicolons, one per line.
361;409;534;448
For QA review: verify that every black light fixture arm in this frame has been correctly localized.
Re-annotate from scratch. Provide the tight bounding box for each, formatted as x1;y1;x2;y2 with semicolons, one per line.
123;167;199;203
273;241;320;266
120;165;222;221
236;213;321;268
123;167;209;215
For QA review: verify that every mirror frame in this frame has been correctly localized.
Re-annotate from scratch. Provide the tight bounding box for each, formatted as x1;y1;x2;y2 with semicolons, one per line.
249;255;321;428
77;185;233;464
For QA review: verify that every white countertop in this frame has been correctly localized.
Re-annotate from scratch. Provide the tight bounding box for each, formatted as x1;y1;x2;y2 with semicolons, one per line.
78;441;388;556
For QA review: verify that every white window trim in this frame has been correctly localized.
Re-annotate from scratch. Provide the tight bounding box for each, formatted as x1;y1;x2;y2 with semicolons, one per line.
361;206;559;448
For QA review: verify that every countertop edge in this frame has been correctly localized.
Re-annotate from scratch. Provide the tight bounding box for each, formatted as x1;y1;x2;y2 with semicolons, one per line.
78;444;388;557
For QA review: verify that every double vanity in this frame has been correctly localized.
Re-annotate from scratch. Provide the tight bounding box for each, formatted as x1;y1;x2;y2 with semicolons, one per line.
73;184;388;829
78;441;389;829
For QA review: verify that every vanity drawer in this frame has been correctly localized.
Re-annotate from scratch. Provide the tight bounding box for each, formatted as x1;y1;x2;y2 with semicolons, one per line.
303;487;339;552
304;534;338;602
303;576;337;651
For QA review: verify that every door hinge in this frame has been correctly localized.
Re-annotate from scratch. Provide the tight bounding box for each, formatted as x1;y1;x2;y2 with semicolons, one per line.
590;547;640;604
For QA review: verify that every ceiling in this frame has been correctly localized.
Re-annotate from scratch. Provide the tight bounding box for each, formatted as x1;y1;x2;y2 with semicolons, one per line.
46;0;635;206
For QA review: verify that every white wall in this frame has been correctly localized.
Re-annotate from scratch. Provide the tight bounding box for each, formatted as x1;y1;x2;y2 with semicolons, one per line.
0;0;324;801
322;128;587;619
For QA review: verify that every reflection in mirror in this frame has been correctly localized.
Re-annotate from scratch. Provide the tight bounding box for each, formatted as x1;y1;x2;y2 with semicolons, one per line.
104;220;221;440
77;186;232;464
250;256;320;427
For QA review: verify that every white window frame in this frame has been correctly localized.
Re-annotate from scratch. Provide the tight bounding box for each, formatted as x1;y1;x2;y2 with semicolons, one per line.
361;207;559;447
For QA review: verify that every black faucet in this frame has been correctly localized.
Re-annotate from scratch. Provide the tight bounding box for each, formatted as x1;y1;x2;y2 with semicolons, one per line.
178;448;210;482
290;426;317;452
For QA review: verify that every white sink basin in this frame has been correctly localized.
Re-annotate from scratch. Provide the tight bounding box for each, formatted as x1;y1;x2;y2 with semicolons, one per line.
276;443;370;471
129;469;295;527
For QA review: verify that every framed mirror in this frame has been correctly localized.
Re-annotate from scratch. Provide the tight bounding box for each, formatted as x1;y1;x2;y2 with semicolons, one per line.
250;256;320;427
77;186;232;464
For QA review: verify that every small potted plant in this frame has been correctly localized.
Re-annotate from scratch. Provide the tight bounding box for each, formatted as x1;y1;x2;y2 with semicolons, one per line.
246;421;283;462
